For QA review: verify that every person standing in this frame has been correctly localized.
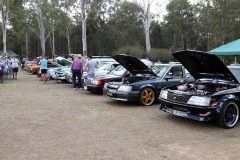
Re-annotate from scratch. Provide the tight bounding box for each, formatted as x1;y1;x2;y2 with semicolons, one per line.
71;54;83;90
39;56;48;83
143;57;152;66
37;56;42;65
84;55;97;78
0;56;3;65
10;55;20;80
4;56;10;67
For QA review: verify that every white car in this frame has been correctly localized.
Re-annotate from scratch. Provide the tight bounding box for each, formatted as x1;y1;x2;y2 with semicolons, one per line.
65;61;120;83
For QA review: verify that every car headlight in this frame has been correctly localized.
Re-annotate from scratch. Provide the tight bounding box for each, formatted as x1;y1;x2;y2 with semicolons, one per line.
187;96;211;106
159;90;168;99
56;68;62;72
92;80;102;85
118;85;132;91
104;83;108;88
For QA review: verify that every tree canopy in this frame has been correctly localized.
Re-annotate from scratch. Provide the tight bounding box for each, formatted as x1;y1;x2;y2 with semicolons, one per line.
0;0;240;61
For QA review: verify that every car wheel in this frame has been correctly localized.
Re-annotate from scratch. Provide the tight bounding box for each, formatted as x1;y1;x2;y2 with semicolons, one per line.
218;100;239;129
36;68;40;74
138;87;155;106
34;68;39;74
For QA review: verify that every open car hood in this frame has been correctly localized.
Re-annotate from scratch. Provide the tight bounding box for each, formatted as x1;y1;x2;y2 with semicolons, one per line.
112;54;157;76
173;50;239;83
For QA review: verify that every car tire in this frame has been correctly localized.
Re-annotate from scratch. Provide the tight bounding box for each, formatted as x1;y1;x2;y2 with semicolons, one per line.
218;100;239;129
36;68;40;74
34;68;39;74
138;87;155;106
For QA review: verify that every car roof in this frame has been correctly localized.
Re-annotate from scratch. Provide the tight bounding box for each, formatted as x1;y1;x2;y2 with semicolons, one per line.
153;63;182;67
99;61;119;64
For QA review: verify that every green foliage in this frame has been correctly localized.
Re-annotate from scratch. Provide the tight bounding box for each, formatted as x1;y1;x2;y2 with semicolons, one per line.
1;0;240;59
208;0;240;50
113;45;144;58
150;20;162;48
148;48;173;62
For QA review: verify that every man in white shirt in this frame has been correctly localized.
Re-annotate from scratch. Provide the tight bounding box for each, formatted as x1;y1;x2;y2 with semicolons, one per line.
10;55;19;80
143;57;152;66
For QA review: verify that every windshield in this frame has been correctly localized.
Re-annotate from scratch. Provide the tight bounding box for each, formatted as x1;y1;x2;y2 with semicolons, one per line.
108;65;126;76
151;65;169;77
50;61;62;67
97;63;111;71
57;59;72;66
185;69;192;78
229;68;240;82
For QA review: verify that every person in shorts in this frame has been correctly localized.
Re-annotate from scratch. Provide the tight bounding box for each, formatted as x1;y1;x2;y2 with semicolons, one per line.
39;56;48;83
84;55;97;78
10;55;19;80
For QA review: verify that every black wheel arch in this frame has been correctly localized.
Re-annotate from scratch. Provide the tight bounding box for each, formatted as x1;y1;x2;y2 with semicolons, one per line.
215;94;240;114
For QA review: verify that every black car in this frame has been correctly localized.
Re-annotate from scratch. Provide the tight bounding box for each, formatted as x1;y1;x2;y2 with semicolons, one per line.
103;54;194;106
158;50;240;129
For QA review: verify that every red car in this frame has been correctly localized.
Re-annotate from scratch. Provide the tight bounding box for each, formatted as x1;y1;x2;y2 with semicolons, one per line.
83;65;128;93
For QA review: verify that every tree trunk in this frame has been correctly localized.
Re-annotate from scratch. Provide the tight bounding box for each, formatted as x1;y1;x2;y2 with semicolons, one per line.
38;8;46;56
67;27;71;55
1;3;7;56
52;20;55;58
81;0;87;57
143;0;151;54
26;32;28;58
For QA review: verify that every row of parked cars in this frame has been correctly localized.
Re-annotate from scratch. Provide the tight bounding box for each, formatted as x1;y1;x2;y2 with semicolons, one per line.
24;50;240;129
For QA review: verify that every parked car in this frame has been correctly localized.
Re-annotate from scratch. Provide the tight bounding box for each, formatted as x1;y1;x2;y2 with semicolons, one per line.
103;54;194;106
24;61;37;70
27;64;40;74
21;58;29;69
83;65;128;93
36;61;63;77
65;61;119;84
91;58;116;65
27;61;63;74
47;57;72;81
158;50;240;129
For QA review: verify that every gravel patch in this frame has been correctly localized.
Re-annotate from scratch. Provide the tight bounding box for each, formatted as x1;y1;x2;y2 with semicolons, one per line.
0;70;240;160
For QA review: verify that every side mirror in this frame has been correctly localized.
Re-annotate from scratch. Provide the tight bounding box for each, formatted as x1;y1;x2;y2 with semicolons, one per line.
164;75;172;81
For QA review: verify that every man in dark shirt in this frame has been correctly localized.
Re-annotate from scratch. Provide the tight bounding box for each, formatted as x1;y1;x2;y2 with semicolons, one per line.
71;54;83;90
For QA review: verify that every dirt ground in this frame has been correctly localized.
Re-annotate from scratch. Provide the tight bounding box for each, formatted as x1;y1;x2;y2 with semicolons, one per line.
1;70;240;160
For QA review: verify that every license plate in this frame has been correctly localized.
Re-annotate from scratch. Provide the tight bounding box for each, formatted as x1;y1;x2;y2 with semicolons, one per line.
167;108;187;116
84;86;87;90
69;79;72;83
107;92;113;96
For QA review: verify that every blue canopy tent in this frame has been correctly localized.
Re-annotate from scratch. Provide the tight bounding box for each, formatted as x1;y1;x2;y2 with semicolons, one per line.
208;39;240;64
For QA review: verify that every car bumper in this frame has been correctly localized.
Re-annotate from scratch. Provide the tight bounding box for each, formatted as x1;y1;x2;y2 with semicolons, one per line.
103;88;139;102
84;85;104;93
65;75;72;82
55;73;66;80
158;98;218;121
